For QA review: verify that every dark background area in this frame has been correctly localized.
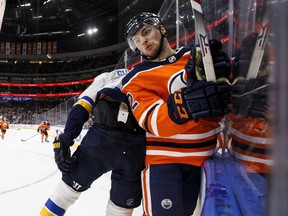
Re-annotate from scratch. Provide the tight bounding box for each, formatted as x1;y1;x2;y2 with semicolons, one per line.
1;0;164;53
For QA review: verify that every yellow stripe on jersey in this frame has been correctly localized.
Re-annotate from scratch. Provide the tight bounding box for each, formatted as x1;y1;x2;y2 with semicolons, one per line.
40;206;57;216
74;99;93;113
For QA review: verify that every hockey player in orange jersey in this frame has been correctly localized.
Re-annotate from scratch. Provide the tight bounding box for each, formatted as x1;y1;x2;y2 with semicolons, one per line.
228;33;272;175
37;121;50;142
122;12;231;216
0;116;9;139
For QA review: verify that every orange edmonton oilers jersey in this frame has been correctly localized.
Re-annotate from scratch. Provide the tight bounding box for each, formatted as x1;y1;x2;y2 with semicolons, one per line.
121;46;223;166
227;113;273;174
0;121;9;130
38;123;50;132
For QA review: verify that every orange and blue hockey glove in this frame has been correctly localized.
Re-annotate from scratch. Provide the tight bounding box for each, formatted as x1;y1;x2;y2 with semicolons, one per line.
167;80;231;124
185;39;231;84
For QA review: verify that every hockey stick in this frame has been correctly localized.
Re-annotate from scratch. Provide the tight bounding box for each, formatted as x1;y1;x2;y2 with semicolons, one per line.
190;0;216;81
231;84;269;98
246;20;269;79
190;0;228;158
21;133;39;142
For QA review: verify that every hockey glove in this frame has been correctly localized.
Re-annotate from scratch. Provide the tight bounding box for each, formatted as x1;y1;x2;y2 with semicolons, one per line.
231;78;269;119
233;32;269;81
167;80;231;124
53;133;77;174
185;39;231;83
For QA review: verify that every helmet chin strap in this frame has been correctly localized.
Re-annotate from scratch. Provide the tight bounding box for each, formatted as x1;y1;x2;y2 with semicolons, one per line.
141;31;166;60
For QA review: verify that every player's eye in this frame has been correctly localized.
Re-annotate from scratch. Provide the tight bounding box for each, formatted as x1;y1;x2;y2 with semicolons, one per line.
142;27;152;37
132;37;141;46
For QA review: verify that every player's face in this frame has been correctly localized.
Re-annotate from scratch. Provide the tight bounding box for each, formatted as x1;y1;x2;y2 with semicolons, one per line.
131;24;162;57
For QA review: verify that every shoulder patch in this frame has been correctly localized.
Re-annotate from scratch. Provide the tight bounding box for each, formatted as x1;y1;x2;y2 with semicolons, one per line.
116;69;129;76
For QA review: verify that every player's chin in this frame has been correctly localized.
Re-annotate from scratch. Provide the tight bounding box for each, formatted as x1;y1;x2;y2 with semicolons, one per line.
144;49;158;58
144;45;156;53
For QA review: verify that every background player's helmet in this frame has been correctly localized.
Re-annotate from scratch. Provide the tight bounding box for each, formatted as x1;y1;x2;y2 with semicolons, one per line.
125;12;165;52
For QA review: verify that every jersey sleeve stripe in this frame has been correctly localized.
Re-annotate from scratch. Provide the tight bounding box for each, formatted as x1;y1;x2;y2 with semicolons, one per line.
230;127;273;144
40;198;65;216
146;126;222;140
74;99;93;114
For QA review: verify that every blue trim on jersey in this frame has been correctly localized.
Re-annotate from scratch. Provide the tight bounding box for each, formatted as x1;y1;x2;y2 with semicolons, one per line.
98;87;128;103
147;139;216;148
45;198;65;216
78;95;95;107
64;105;89;139
122;46;192;86
144;103;157;133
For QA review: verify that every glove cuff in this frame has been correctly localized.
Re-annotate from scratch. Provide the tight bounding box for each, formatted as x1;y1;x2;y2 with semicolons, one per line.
58;133;74;147
167;90;192;124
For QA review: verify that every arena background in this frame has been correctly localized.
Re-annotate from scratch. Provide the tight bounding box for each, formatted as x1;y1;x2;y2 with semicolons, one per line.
0;0;287;215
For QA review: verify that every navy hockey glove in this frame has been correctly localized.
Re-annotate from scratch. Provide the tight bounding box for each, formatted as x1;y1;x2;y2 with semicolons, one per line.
233;32;269;81
53;133;77;174
185;39;231;83
233;33;257;79
167;80;231;124
231;78;269;119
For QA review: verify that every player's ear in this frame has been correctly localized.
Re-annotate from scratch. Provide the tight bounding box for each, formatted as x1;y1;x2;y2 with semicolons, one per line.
160;26;167;36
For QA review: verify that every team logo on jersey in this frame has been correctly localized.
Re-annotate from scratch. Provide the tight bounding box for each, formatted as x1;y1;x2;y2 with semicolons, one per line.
116;69;129;76
161;198;172;209
126;198;134;207
168;70;187;93
168;55;177;63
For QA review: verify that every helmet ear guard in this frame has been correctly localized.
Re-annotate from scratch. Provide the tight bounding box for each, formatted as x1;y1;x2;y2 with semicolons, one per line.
127;37;139;52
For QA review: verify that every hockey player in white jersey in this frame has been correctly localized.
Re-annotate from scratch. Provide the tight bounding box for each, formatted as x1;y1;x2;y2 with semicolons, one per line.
40;69;146;216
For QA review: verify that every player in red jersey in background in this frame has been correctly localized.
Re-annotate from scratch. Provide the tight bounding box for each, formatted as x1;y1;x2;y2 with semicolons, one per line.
37;121;50;142
0;116;10;139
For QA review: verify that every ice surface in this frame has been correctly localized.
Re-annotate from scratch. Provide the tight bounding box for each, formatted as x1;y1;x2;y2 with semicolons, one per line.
0;127;143;216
